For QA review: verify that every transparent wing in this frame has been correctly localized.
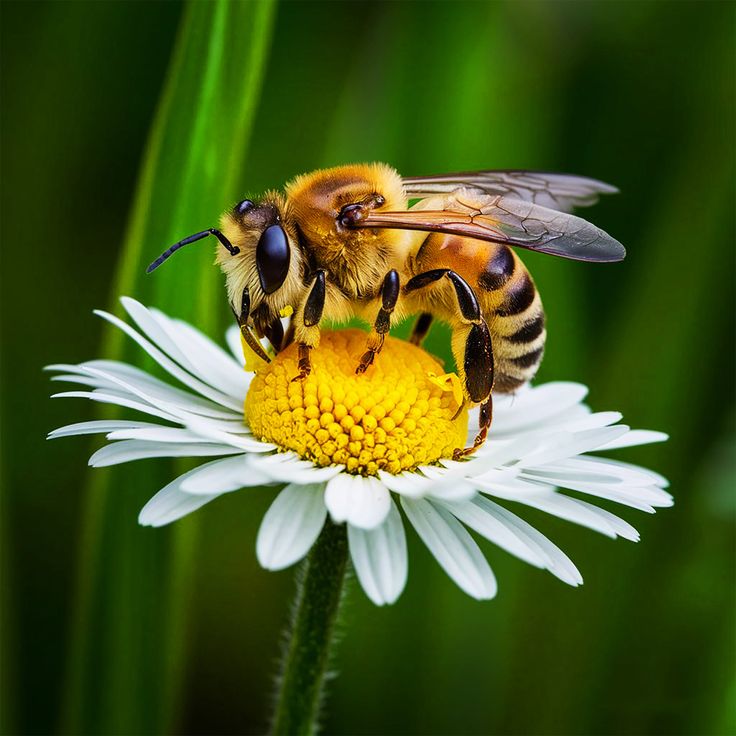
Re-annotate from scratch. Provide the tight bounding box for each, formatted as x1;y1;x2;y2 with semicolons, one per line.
403;170;619;212
352;191;625;262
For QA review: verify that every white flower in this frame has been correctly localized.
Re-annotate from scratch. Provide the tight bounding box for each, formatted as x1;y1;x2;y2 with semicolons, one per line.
47;297;670;605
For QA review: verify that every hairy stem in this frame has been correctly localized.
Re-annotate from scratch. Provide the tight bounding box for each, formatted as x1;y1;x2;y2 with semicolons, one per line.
271;520;349;736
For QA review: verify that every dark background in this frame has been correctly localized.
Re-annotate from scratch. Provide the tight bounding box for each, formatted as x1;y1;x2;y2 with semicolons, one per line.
1;1;734;734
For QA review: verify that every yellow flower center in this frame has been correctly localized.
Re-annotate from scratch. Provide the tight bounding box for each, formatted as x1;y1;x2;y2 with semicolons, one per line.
245;329;468;475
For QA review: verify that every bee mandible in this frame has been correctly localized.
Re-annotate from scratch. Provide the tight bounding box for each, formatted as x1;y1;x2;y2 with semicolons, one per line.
147;164;625;457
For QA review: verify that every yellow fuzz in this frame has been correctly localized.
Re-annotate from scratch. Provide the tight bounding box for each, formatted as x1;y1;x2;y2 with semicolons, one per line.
245;329;468;476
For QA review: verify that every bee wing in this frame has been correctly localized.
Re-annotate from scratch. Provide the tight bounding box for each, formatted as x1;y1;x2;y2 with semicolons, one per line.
354;192;626;262
403;170;618;212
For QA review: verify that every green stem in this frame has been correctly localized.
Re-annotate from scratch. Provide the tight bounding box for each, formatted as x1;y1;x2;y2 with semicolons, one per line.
271;520;349;736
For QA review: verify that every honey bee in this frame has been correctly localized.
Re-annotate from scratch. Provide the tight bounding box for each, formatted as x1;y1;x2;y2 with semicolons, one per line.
147;164;624;457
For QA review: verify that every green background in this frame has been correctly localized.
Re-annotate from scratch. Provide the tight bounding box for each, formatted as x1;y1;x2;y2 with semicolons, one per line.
2;1;734;734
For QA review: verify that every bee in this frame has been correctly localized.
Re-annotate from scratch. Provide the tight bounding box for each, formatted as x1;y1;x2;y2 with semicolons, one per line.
147;164;624;457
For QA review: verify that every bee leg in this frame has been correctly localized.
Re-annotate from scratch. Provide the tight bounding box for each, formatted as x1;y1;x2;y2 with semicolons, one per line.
409;312;433;346
292;343;312;382
231;287;271;363
453;396;493;460
405;270;494;455
356;269;400;374
291;270;325;382
452;320;495;459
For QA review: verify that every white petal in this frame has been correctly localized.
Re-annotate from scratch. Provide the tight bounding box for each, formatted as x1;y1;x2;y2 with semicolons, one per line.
377;470;437;498
180;455;276;494
120;297;199;375
50;360;241;421
489;489;627;540
152;309;251;399
462;435;543;472
248;452;343;484
141;401;269;452
417;465;478;501
520;469;672;511
138;466;227;527
467;465;527;489
88;440;241;467
324;474;391;529
378;466;475;501
518;426;630;468
492;382;589;434
256;484;327;570
476;499;583;586
348;500;407;605
598;429;668;450
80;363;240;420
566;456;669;488
94;309;242;411
571;498;640;542
530;410;623;435
51;381;296;456
106;427;210;443
440;496;548;568
51;390;177;423
71;367;269;453
401;497;497;599
48;420;160;439
50;373;116;390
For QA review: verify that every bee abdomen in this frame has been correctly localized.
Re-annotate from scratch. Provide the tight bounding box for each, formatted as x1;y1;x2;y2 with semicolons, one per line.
492;310;546;393
476;249;546;394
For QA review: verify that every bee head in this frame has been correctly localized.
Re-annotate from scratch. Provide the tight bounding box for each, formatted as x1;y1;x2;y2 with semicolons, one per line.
216;192;304;315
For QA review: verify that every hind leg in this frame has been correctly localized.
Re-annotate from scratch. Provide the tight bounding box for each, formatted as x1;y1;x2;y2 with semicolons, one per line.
450;319;495;458
453;395;493;460
405;270;495;454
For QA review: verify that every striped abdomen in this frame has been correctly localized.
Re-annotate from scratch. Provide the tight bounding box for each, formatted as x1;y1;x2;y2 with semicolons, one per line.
477;244;545;392
415;234;546;393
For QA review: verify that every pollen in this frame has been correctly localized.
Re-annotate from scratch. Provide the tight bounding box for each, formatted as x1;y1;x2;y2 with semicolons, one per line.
245;329;468;475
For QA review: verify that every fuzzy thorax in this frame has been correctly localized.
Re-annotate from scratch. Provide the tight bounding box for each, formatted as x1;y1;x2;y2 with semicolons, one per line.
245;329;469;475
284;163;418;298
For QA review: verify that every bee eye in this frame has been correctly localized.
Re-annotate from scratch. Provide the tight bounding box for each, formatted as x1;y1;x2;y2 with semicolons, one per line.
235;199;254;215
256;225;290;294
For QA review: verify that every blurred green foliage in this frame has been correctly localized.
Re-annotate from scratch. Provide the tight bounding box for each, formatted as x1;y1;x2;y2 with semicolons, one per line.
1;1;734;735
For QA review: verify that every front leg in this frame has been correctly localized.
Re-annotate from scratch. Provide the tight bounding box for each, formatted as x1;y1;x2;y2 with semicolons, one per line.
231;287;271;364
356;269;400;374
291;270;326;382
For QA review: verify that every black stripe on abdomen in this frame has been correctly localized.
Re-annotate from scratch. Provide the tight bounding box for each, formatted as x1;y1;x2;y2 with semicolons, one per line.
496;272;536;316
510;346;544;368
508;314;545;343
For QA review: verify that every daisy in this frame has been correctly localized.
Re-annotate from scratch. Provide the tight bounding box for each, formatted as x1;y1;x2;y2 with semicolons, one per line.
47;297;670;605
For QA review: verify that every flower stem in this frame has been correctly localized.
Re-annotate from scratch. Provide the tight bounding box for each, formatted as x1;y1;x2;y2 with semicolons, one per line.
271;520;349;736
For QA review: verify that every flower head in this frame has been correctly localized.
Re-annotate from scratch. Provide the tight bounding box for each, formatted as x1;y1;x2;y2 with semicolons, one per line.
48;297;670;605
246;329;467;475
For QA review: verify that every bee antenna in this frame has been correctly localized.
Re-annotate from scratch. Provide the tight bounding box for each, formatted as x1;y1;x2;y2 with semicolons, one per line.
146;228;240;273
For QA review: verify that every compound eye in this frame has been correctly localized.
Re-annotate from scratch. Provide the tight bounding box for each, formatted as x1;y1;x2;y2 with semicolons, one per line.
235;199;254;215
256;225;290;294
